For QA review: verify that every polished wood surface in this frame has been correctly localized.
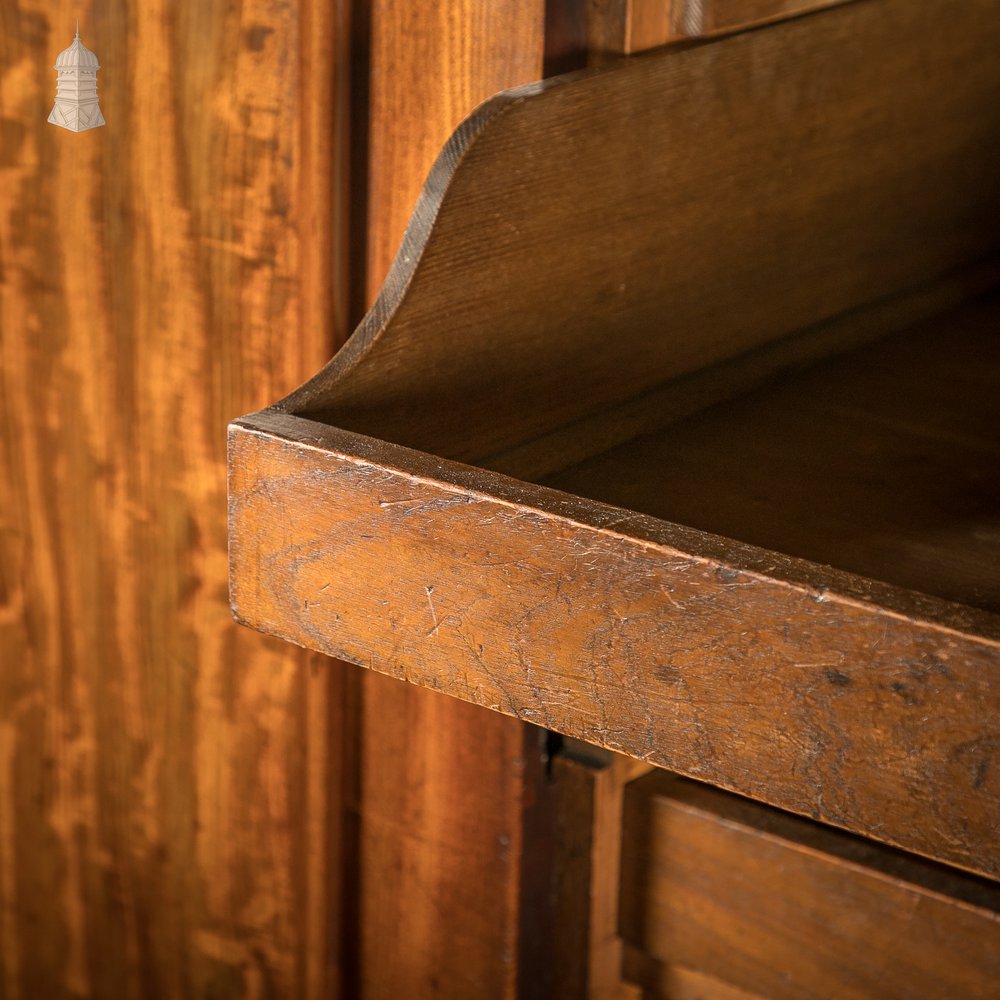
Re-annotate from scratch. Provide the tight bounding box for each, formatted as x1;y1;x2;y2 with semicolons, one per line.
0;1;348;997
621;771;1000;999
230;0;1000;877
282;0;1000;467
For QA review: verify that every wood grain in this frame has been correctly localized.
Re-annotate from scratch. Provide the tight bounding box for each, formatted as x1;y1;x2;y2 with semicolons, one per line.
351;3;551;997
283;0;1000;469
550;742;649;999
229;409;1000;877
621;771;1000;999
0;1;348;996
227;0;1000;880
484;258;1000;482
365;0;546;300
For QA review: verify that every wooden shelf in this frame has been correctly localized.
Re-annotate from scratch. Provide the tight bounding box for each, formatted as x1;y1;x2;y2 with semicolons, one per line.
545;292;1000;614
229;0;1000;879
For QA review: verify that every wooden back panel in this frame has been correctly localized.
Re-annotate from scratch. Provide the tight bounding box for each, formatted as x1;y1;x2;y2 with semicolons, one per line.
0;2;347;996
282;0;1000;463
341;4;554;998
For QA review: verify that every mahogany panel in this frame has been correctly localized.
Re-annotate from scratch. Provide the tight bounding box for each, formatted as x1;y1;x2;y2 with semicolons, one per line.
621;771;1000;999
0;1;348;996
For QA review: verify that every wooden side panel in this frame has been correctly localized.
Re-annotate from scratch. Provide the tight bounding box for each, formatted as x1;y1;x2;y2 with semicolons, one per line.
353;4;548;997
287;0;1000;467
620;771;1000;1000
0;1;348;996
228;414;1000;878
352;695;546;998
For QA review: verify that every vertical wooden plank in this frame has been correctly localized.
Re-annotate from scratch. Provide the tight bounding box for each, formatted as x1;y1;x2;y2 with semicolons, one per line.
365;0;546;299
356;3;547;995
354;690;546;997
0;0;349;996
548;743;648;1000
544;0;590;75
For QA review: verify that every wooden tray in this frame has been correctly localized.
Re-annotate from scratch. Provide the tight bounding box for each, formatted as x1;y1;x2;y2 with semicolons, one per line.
229;0;1000;878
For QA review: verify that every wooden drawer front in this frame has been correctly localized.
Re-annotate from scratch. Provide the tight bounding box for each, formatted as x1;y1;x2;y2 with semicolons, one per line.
620;772;1000;1000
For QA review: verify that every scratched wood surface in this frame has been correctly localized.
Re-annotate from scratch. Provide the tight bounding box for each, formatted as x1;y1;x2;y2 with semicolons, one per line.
230;0;1000;880
229;410;1000;877
620;771;1000;999
0;1;349;996
350;4;553;998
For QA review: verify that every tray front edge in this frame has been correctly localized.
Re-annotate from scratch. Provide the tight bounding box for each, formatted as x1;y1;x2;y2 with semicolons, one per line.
228;411;1000;879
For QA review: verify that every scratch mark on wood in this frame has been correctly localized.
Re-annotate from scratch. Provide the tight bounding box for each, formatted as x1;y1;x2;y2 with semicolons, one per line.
424;585;442;636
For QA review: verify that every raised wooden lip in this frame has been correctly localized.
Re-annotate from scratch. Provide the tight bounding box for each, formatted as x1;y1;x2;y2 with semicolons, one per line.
271;7;846;419
267;0;1000;472
282;2;857;417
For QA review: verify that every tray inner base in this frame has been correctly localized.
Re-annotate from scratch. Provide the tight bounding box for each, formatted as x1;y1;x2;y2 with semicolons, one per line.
543;291;1000;613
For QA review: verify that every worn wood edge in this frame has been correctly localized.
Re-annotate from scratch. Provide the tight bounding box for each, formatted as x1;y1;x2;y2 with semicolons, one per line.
228;412;1000;647
481;257;1000;480
227;417;1000;873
